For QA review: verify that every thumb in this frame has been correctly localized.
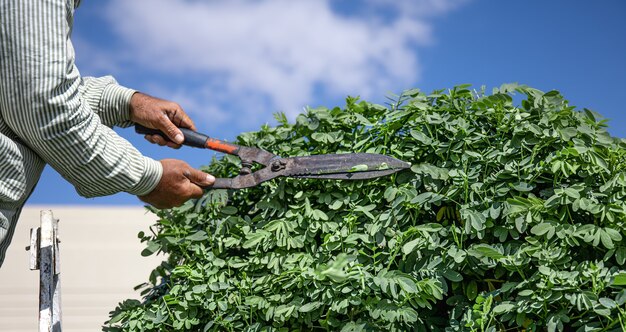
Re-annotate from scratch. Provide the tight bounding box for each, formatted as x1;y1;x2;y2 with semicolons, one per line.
183;168;216;187
158;116;184;144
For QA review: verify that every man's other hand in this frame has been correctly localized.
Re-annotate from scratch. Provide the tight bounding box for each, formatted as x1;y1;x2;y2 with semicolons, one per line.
138;159;215;209
129;92;196;149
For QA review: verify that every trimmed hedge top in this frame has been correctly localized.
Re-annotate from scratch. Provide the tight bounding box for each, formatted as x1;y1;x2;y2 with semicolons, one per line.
107;84;626;332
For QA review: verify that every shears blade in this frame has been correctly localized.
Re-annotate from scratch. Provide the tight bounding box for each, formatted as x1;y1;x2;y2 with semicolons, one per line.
284;153;411;180
212;153;410;189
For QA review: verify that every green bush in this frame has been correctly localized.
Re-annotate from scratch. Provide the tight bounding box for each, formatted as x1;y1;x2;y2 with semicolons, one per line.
106;84;626;331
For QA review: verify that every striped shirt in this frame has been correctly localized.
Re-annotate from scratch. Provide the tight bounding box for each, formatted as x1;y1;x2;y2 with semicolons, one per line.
0;0;163;267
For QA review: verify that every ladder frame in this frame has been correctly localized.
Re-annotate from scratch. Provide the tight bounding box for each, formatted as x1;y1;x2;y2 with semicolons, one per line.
27;210;62;332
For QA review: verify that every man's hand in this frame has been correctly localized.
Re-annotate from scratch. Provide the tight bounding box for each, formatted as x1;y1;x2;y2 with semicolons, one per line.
139;159;215;209
130;92;195;149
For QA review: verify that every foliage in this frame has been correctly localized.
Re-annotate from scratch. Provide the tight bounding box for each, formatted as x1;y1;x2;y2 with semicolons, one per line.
106;84;626;331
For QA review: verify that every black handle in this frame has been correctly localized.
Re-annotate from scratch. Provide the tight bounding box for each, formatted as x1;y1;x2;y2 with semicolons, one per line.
135;124;209;149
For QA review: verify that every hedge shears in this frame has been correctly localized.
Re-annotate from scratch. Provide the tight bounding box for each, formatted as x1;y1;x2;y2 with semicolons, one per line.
136;124;411;189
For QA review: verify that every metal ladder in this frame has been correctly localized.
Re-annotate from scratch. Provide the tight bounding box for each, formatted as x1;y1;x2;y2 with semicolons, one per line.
26;210;62;332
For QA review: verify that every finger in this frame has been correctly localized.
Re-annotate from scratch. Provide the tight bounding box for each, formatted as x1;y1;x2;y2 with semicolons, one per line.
145;134;180;149
165;142;182;149
187;184;204;199
158;113;184;144
167;104;196;131
183;168;216;187
177;110;197;131
150;135;169;146
144;135;162;145
181;172;204;199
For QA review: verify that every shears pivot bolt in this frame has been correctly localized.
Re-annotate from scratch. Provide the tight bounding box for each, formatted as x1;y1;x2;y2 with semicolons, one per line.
271;159;287;172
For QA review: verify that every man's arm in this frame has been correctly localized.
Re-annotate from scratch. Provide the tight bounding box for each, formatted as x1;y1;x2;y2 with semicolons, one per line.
0;0;211;203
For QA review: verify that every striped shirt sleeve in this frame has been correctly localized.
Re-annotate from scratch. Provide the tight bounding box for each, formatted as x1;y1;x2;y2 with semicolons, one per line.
79;76;136;128
0;0;162;197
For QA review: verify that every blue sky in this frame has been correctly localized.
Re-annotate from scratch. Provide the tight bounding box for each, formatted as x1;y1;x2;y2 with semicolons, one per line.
27;0;626;205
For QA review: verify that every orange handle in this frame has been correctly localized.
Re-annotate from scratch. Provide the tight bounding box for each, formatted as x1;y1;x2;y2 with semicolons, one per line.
205;138;239;155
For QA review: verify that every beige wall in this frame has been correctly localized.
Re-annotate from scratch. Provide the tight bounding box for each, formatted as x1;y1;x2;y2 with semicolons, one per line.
0;206;164;331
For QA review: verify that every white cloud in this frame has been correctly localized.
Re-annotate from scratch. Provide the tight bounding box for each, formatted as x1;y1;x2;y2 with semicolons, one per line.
96;0;465;126
361;0;469;18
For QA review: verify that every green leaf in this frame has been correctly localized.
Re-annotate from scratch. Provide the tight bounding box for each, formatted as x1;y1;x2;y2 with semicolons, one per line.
599;297;617;309
616;247;626;265
186;230;208;242
470;244;504;260
221;206;238;215
141;241;160;257
397;276;418;294
562;187;580;199
559;127;578;140
274;304;294;317
329;200;343;210
411;163;449;180
399;307;418;323
461;208;486;231
538;266;552;276
436;206;446;221
384;187;398;202
410;130;433;145
612;273;626;286
402;238;421;255
442;269;463;282
311;209;329;221
354;204;376;220
107;312;126;325
466;280;478;301
605;228;622;242
340;322;367;332
312;132;332;143
512;182;534;192
530;223;553;237
600;230;614;249
299;302;322;313
448;247;467;263
192;284;207;294
242;230;270;249
492;302;515;314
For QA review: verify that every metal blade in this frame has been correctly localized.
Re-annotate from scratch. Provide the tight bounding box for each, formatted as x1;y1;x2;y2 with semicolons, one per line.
281;153;411;179
210;153;411;189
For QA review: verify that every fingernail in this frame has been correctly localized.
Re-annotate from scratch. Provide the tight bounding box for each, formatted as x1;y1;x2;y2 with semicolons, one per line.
174;134;184;143
206;174;215;183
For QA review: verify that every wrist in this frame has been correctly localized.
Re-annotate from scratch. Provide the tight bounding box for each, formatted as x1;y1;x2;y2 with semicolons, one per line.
129;91;144;123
